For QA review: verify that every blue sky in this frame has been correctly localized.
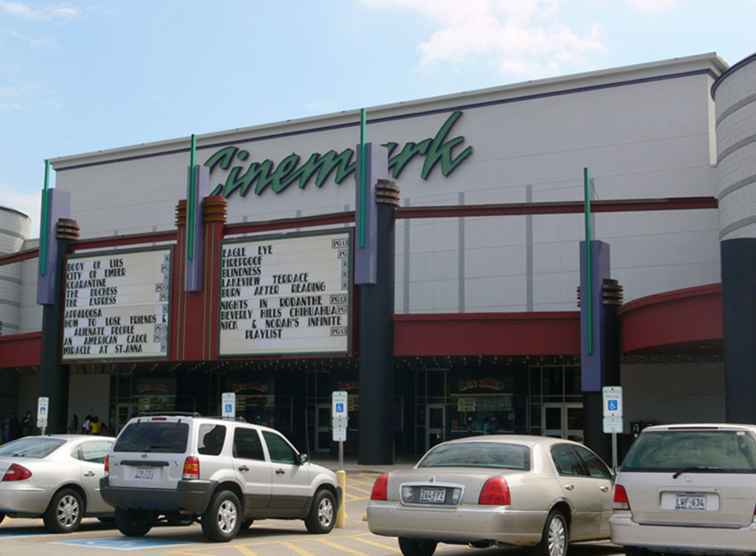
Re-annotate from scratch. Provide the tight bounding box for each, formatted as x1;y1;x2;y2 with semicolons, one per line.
2;0;755;233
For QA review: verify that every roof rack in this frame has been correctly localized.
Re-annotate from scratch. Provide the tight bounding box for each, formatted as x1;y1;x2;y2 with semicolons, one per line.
137;411;202;418
206;416;248;423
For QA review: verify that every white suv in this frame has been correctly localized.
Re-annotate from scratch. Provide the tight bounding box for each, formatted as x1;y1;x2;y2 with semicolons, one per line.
101;415;340;542
611;424;756;555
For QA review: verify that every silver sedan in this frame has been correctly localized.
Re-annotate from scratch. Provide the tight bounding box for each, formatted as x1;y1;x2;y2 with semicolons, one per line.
0;435;114;532
368;435;614;556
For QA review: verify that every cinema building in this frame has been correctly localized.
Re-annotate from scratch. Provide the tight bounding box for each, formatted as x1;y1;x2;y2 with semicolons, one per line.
1;51;755;463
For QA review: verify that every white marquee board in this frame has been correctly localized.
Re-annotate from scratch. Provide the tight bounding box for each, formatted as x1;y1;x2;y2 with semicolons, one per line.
220;231;351;356
62;248;172;360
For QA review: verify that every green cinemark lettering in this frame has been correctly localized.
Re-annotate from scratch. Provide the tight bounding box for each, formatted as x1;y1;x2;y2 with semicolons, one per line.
205;111;472;198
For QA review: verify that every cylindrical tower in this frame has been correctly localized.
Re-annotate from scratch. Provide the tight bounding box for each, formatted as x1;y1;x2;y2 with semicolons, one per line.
0;206;31;335
712;53;756;423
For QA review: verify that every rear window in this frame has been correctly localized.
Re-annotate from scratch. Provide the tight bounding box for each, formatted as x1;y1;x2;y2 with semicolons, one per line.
623;430;756;473
418;442;531;470
114;421;189;454
0;437;66;458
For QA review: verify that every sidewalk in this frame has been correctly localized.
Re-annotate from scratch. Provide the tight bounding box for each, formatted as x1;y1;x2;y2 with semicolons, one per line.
310;457;417;474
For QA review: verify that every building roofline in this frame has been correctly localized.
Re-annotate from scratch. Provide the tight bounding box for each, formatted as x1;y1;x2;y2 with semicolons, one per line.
50;52;727;170
0;206;30;219
711;51;756;99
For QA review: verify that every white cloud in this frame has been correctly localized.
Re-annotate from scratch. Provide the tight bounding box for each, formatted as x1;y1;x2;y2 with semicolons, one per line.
360;0;605;78
625;0;680;12
0;184;40;236
0;1;79;20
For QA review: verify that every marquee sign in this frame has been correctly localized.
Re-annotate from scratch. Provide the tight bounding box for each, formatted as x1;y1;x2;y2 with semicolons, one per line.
219;230;351;356
62;248;171;361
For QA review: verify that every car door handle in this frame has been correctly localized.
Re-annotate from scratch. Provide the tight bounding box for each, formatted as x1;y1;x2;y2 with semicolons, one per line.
563;484;575;491
238;466;250;472
275;468;285;475
600;485;610;492
83;471;96;478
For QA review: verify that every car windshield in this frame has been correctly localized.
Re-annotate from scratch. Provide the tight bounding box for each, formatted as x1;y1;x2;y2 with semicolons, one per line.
418;442;530;470
623;430;756;473
0;437;66;458
113;421;189;453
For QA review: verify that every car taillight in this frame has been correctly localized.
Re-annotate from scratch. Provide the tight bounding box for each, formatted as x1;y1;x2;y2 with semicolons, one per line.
182;456;200;480
2;463;32;482
370;473;389;501
479;476;511;506
613;484;631;511
104;455;109;476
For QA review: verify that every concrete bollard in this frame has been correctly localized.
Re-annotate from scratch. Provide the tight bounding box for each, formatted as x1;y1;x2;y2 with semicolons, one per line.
336;470;347;528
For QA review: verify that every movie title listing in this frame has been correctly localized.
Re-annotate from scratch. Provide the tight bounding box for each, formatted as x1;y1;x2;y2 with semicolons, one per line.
62;249;171;360
220;232;350;355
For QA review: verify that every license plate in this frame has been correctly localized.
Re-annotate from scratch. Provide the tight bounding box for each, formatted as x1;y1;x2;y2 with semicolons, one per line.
418;487;446;504
675;494;706;511
133;467;156;481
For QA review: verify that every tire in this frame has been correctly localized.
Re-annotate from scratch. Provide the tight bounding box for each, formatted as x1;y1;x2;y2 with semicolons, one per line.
398;538;438;556
201;490;242;542
304;488;336;534
43;488;84;533
241;519;254;529
532;509;569;556
114;508;153;537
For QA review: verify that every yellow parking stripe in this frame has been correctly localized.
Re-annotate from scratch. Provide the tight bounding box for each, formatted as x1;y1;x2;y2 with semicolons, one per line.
317;538;371;556
278;541;317;556
352;536;400;553
232;545;260;556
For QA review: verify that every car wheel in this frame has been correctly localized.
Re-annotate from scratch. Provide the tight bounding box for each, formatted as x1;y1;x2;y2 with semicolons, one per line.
114;508;153;537
201;490;242;542
43;488;83;533
398;538;438;556
533;509;569;556
305;488;336;534
241;519;254;529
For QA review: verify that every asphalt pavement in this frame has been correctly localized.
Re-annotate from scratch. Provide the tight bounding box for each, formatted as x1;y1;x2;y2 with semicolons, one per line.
0;472;624;556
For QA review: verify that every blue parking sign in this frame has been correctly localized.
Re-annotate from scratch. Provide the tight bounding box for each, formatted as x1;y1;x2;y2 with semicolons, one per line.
608;400;618;412
336;402;344;413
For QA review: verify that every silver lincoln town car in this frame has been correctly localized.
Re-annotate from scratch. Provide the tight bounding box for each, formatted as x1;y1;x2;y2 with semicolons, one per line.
0;435;115;533
367;435;614;556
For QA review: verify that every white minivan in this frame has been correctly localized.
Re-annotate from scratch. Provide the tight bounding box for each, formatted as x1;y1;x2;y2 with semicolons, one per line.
101;414;340;542
611;424;756;555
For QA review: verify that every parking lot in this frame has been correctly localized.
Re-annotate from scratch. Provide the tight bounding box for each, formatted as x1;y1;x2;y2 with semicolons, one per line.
0;472;623;556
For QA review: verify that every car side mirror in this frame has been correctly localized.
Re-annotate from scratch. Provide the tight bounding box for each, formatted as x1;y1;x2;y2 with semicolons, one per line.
297;453;309;465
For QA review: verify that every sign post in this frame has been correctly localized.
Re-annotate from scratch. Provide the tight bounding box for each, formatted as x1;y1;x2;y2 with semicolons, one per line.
332;391;348;469
602;386;623;471
222;392;236;421
37;396;49;436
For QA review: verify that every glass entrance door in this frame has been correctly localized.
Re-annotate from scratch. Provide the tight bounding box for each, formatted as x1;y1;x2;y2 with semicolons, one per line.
542;403;584;442
425;403;446;451
314;403;331;453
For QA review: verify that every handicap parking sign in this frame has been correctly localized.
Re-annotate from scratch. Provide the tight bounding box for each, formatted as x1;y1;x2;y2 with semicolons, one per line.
607;400;618;412
336;402;344;413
